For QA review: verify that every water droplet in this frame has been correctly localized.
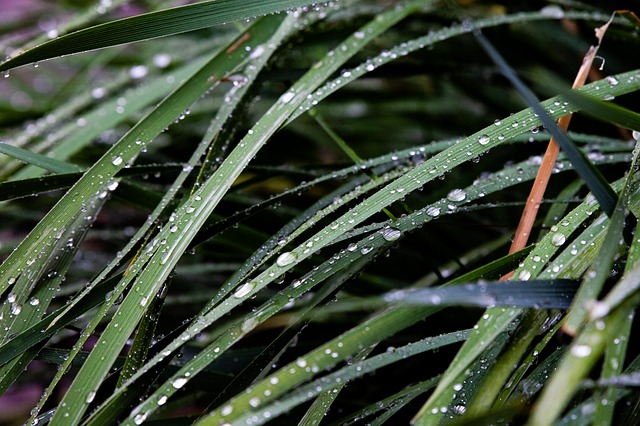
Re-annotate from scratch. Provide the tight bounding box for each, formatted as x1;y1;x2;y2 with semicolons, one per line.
590;301;610;319
280;91;295;104
360;246;373;254
85;391;96;403
221;404;234;416
571;344;592;358
453;404;466;415
172;377;188;389
518;270;531;281
249;45;265;59
426;206;441;217
11;303;21;315
551;233;566;246
234;282;255;298
241;317;258;333
494;119;502;126
540;5;564;19
134;413;148;425
112;156;123;166
605;76;619;86
447;189;466;202
381;228;402;241
276;252;297;267
129;65;148;79
249;397;260;408
157;395;168;405
478;134;490;145
153;53;171;68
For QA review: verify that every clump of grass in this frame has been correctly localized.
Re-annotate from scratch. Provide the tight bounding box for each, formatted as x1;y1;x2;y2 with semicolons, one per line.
0;1;638;425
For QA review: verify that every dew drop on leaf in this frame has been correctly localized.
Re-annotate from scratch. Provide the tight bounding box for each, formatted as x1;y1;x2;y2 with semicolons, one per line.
551;233;566;246
234;282;255;298
280;91;295;104
447;189;466;202
540;5;564;19
571;344;592;358
381;228;401;241
427;206;441;217
172;377;188;389
276;252;297;267
605;76;619;86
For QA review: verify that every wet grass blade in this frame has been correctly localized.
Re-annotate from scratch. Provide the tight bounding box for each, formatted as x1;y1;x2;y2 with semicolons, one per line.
471;28;618;216
0;0;321;72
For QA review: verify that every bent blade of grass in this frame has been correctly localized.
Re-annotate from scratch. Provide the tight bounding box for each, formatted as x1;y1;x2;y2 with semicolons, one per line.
298;348;372;426
0;192;106;393
533;208;640;425
0;0;325;72
119;145;624;424
287;10;614;125
329;379;438;426
0;12;277;300
196;331;468;426
528;292;640;426
472;25;617;216
88;7;440;421
125;143;628;424
46;14;297;426
412;176;625;425
10;56;210;180
562;137;640;335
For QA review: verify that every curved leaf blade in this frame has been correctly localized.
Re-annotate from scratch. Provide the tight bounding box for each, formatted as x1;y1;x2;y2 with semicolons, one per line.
0;0;319;72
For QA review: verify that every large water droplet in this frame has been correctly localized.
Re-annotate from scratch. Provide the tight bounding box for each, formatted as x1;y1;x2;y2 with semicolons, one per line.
276;252;297;267
540;5;564;19
241;317;258;333
447;189;466;202
112;156;123;166
478;134;490;145
571;344;592;358
551;233;566;246
129;65;148;79
172;377;188;389
605;76;619;86
234;282;255;298
381;228;402;241
427;206;441;217
249;45;265;59
280;91;295;104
